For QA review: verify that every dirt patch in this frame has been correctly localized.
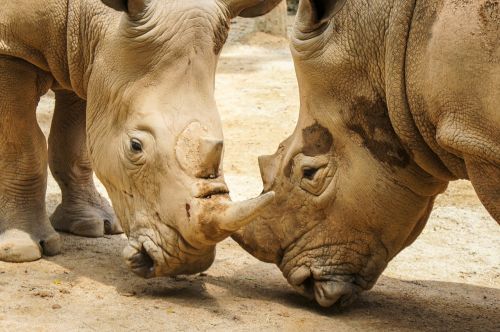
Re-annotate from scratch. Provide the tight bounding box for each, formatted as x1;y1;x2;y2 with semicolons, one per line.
0;17;499;332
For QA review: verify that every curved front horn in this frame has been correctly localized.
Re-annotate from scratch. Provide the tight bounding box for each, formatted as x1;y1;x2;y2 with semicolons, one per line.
214;191;275;232
192;192;275;245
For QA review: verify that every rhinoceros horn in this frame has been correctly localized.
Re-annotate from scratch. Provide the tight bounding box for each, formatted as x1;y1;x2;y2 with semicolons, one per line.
196;137;224;179
214;191;275;232
194;191;275;244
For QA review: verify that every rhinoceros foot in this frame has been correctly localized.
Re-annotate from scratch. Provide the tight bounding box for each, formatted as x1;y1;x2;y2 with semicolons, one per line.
50;193;122;238
0;227;60;262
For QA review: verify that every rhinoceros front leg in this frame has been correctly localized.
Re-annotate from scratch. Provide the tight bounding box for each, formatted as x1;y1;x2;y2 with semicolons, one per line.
465;157;499;223
0;56;61;262
48;90;122;237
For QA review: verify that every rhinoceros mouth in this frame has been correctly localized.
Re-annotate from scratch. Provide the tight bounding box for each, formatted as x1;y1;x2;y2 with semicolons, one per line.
123;233;216;278
121;186;275;278
191;181;230;199
312;279;361;307
291;276;363;307
287;266;365;307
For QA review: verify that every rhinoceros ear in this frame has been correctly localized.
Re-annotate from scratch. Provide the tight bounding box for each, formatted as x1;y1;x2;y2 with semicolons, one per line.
101;0;148;16
296;0;347;31
222;0;284;18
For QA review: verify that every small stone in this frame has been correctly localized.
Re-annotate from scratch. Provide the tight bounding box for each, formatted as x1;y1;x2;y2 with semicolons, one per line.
59;288;70;294
34;290;54;298
173;276;187;282
52;304;61;310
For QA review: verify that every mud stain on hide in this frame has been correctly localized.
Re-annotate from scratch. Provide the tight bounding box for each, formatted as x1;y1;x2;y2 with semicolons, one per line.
479;0;499;24
302;123;334;156
200;220;226;243
199;203;228;242
345;96;411;168
479;0;500;56
284;123;333;178
284;158;294;178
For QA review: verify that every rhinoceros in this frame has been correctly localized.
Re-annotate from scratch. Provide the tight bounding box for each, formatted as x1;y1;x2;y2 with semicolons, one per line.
233;0;500;307
0;0;281;277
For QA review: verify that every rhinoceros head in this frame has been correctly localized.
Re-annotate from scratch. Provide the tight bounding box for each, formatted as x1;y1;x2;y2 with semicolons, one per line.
233;0;448;307
84;0;281;277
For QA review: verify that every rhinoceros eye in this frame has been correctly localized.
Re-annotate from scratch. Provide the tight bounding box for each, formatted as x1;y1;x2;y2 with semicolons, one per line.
130;138;143;153
303;167;319;180
296;155;333;196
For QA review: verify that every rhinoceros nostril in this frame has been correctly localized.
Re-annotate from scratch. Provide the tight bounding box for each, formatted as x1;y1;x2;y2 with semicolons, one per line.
302;276;315;294
103;219;112;234
314;281;356;308
288;266;316;299
139;246;155;272
123;244;155;278
289;265;312;286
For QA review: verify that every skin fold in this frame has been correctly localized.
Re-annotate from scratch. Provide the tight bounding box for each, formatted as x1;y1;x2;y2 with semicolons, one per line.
233;0;499;307
0;0;280;277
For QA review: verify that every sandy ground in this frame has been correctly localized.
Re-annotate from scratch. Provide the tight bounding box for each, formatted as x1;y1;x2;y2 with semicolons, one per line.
1;18;499;332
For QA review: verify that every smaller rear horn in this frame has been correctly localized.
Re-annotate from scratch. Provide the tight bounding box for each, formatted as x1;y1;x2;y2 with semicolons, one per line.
196;137;223;179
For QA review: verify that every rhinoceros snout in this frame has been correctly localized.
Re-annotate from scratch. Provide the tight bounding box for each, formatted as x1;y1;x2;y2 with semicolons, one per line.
288;266;361;308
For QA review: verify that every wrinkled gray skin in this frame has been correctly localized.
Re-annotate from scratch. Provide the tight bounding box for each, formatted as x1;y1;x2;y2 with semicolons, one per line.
0;0;280;277
234;0;500;307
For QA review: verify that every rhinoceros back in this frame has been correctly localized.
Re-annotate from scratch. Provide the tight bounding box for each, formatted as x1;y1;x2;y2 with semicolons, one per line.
405;0;500;179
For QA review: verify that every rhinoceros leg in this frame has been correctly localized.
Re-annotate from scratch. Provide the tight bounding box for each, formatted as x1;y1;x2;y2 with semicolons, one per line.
0;56;61;262
48;90;122;237
465;158;499;223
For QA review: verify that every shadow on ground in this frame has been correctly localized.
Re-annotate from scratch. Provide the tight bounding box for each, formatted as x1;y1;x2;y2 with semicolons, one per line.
41;229;499;332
